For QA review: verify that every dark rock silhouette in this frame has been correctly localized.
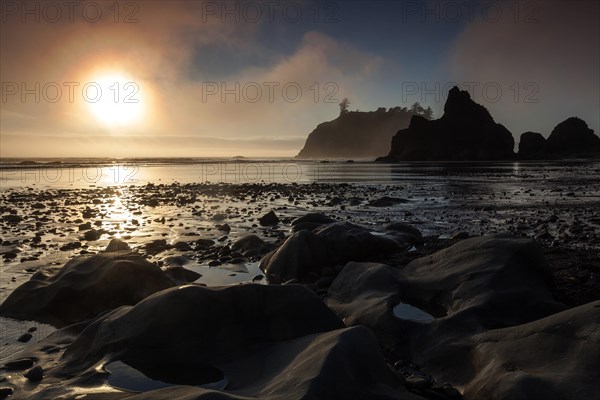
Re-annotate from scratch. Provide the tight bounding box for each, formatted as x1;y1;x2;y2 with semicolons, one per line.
260;221;413;284
297;109;414;158
518;118;600;159
545;117;600;155
518;131;546;158
19;284;420;399
0;240;175;327
326;235;599;399
379;86;515;161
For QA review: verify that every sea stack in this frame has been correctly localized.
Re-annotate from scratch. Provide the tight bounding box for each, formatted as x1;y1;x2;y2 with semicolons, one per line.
545;117;600;155
518;131;547;159
517;118;600;159
380;86;515;161
297;108;414;159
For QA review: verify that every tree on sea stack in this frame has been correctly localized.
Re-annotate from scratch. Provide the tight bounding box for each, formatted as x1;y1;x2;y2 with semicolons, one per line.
409;102;422;115
423;106;434;120
339;98;350;115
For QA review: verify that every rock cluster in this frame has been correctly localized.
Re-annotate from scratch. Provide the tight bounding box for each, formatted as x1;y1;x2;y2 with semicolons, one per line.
518;117;600;158
380;87;515;161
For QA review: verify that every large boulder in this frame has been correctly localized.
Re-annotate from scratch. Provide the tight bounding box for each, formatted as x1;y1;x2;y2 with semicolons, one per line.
327;234;576;396
259;222;406;283
545;117;600;156
230;234;274;257
518;131;546;159
12;285;422;400
0;240;175;327
380;86;515;161
462;300;600;399
60;285;345;374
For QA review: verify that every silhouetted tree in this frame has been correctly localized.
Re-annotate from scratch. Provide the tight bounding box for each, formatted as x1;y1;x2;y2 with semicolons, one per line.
423;106;434;120
409;102;424;115
339;98;350;115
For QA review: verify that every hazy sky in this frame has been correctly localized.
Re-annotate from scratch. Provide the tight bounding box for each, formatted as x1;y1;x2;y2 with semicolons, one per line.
1;0;598;157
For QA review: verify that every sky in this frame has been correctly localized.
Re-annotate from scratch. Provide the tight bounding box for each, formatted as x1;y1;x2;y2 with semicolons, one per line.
1;0;599;157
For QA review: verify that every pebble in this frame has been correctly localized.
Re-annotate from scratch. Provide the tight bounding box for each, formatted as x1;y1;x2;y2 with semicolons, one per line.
5;358;34;370
0;387;15;398
405;375;432;389
24;366;44;382
17;333;32;343
259;210;280;226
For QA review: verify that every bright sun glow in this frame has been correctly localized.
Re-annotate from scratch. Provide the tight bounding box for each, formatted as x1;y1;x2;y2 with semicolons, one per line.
87;73;144;128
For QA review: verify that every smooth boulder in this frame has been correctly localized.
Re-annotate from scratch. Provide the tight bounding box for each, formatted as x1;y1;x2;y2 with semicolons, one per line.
260;222;403;283
326;234;583;399
0;240;175;327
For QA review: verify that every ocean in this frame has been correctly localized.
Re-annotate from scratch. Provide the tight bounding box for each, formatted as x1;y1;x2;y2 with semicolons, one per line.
2;158;599;190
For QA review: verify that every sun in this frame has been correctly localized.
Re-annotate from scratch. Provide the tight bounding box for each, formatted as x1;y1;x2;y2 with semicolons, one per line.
86;72;145;128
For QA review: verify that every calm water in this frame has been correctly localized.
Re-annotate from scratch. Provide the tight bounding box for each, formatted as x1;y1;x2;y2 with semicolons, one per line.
1;158;599;189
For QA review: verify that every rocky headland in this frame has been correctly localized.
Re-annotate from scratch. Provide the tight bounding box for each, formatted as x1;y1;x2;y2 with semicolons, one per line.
297;108;415;159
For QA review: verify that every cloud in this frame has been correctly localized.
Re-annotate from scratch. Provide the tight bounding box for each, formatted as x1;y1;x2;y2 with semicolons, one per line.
0;133;305;158
1;1;383;157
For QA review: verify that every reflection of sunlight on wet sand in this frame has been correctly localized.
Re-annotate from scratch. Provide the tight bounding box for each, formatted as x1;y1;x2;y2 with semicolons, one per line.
104;193;136;239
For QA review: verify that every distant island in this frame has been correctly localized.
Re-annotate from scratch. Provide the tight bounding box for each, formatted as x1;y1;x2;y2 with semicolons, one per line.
296;100;433;159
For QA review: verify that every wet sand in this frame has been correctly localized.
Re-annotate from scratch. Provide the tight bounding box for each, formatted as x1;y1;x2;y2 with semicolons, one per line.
0;161;599;399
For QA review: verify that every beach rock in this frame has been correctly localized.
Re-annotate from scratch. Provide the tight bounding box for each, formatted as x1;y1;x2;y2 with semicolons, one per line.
291;213;335;226
78;222;92;231
326;234;587;398
380;86;514;161
174;241;192;251
60;285;344;372
4;358;34;371
518;131;546;158
145;239;169;254
384;222;423;244
17;333;32;343
105;238;131;252
260;222;401;283
21;284;419;400
195;238;214;250
329;234;564;345
0;387;14;398
449;231;469;240
259;230;328;283
83;229;101;241
163;266;201;284
231;234;266;255
216;223;231;232
545;117;600;156
4;214;23;224
461;300;600;399
369;197;409;207
0;241;175;327
24;366;43;382
259;210;279;226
